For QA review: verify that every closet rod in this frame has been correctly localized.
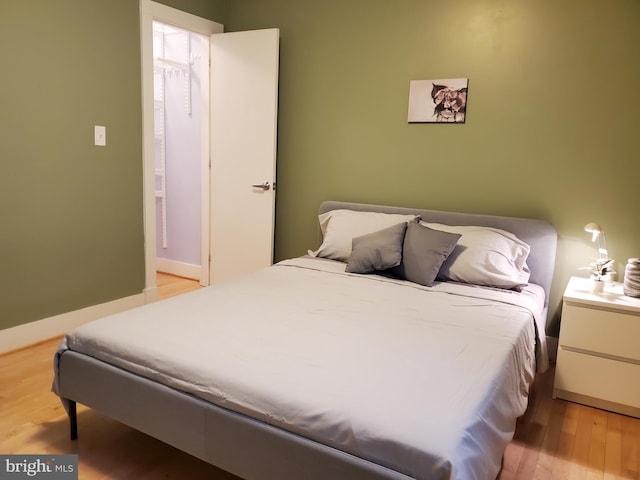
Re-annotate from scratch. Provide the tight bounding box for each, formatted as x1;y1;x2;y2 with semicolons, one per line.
154;57;189;70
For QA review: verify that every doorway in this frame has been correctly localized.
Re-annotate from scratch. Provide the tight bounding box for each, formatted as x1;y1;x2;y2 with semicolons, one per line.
141;1;279;302
140;1;223;301
152;21;206;282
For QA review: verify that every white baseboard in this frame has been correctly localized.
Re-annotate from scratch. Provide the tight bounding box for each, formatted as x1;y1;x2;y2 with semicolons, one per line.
145;285;159;303
0;293;146;355
156;258;201;280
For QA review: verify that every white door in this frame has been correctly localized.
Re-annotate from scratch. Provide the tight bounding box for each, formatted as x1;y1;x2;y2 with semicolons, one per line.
210;29;280;283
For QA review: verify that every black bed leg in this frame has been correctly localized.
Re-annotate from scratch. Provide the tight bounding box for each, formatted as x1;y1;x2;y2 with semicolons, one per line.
68;400;78;440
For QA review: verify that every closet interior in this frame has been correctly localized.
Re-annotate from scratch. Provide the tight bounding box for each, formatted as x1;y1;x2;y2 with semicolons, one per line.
152;21;205;280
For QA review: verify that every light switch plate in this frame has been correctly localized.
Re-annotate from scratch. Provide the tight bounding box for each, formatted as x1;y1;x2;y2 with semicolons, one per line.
94;125;106;146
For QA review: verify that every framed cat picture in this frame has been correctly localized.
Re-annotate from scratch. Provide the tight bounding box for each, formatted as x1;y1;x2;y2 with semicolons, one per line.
407;78;468;123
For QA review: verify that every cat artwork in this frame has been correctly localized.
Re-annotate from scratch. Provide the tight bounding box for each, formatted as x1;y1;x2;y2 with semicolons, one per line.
431;83;467;123
407;78;468;123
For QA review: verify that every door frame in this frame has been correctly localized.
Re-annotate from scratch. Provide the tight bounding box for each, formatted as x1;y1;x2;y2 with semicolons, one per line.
140;0;223;301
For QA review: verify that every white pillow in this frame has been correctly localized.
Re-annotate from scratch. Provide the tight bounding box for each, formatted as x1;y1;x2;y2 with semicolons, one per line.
421;222;531;289
309;210;418;262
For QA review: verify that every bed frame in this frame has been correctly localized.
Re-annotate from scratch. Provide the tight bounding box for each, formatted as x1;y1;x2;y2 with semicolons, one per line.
56;201;557;480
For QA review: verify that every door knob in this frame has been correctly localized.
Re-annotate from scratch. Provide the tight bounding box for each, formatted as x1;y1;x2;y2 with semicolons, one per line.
252;182;271;191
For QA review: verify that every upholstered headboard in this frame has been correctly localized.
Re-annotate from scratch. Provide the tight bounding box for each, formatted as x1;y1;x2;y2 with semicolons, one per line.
318;201;558;306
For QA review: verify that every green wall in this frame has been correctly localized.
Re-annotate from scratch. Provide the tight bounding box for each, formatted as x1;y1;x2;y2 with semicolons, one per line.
225;0;640;334
160;0;228;20
1;0;638;337
0;0;226;331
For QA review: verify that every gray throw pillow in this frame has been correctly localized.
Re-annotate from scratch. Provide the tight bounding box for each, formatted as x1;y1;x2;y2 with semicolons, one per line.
393;221;461;286
345;222;408;274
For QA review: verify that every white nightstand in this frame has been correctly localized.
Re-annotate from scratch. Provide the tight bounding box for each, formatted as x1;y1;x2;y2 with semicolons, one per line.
553;276;640;418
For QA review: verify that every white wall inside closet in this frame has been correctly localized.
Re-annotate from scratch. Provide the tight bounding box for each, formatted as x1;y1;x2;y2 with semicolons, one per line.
153;22;204;280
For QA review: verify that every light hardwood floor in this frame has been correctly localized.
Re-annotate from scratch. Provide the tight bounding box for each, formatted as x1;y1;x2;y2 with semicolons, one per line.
156;271;203;299
1;274;638;479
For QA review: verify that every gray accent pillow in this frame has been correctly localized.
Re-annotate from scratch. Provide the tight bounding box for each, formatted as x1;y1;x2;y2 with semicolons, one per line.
392;221;462;286
345;222;408;274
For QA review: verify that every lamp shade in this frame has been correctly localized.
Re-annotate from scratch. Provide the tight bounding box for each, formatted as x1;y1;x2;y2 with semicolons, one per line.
584;222;603;242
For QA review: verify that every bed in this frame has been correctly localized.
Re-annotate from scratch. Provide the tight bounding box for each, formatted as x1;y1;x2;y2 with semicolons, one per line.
53;201;557;480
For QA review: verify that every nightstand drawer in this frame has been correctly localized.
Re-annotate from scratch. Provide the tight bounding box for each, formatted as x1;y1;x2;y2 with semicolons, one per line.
555;349;640;409
560;303;640;361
